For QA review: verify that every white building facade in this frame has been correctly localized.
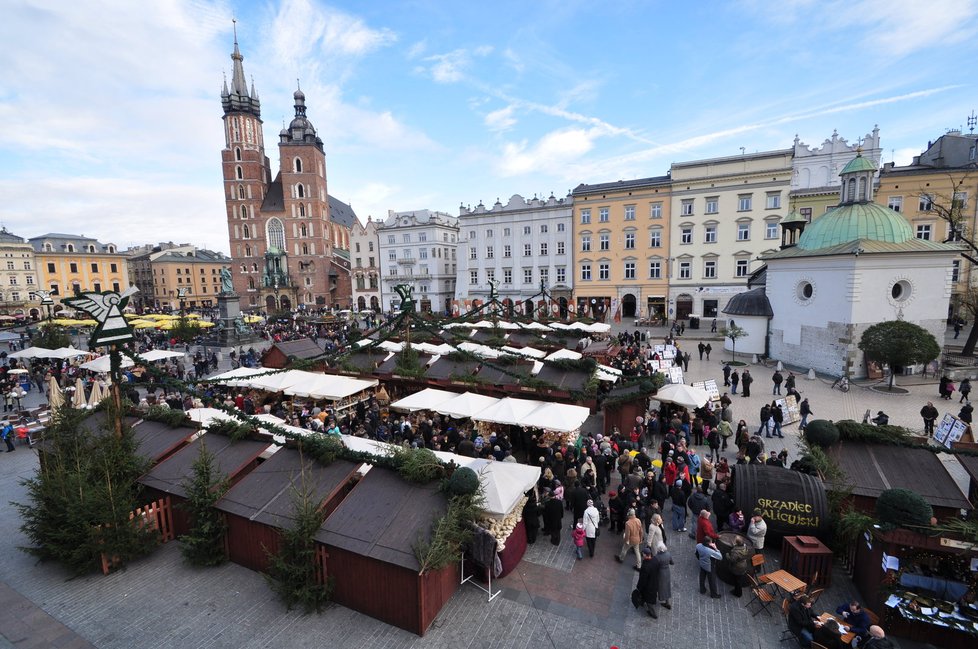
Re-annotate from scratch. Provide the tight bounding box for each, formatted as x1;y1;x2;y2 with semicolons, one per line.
456;194;573;317
377;210;459;314
668;150;793;320
350;216;381;312
790;127;882;221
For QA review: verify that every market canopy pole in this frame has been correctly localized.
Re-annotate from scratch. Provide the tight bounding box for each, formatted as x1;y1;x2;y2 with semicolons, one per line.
62;287;139;439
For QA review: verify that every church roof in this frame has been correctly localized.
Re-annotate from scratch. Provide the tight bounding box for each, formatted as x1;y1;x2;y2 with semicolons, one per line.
763;236;963;260
840;152;878;175
721;288;773;317
327;195;357;229
780;209;807;225
796;201;914;250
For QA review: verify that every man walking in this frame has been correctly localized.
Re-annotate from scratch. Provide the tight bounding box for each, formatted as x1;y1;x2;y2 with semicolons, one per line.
695;538;722;598
698;342;705;361
723;363;732;387
920;401;938;436
800;398;813;430
772;370;783;395
616;508;644;569
741;370;753;397
636;546;661;618
704;343;712;360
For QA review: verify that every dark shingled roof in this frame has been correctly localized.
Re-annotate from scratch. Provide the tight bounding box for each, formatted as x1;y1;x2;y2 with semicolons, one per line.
266;338;326;361
216;448;359;528
957;454;978;488
261;174;286;212
315;467;446;571
572;175;671;195
327;195;358;229
138;435;270;499
130;420;196;463
425;357;480;381
827;443;972;510
478;363;533;387
339;349;388;372
375;352;433;376
534;366;590;392
721;288;773;317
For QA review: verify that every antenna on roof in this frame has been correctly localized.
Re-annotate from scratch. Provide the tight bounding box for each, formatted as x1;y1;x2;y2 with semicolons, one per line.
968;110;977;134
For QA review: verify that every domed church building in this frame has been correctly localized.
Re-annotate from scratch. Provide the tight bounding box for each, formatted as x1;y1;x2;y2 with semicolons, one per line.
760;150;962;378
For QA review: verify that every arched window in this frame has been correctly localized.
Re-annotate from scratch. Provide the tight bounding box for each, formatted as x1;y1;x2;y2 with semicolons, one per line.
234;147;242;161
44;243;53;252
236;166;243;180
267;218;286;251
238;184;244;199
240;265;246;273
251;263;258;272
66;244;74;252
242;224;250;239
244;245;252;257
301;243;309;255
300;224;307;237
296;184;305;198
294;157;303;173
107;245;115;253
248;277;255;290
857;177;867;201
846;178;856;202
298;203;305;217
240;205;248;219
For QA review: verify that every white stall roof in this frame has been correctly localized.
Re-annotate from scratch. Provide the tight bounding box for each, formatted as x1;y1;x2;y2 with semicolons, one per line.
436;391;500;419
521;402;591;433
389;388;460;412
472;397;542;426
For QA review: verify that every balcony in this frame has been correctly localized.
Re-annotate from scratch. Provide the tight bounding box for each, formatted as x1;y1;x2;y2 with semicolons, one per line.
397;257;416;265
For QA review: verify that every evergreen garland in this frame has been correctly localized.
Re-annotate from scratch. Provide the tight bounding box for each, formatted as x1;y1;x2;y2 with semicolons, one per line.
178;439;230;567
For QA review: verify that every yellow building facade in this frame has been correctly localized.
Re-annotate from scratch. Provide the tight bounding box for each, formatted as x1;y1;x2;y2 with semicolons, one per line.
30;234;129;313
149;249;229;311
571;176;672;322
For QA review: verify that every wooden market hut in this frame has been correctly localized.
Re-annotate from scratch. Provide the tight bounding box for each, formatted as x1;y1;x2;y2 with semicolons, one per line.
215;447;360;573
128;419;196;464
425;356;480;385
827;443;972;522
137;434;271;536
601;383;650;436
314;467;457;636
261;338;326;369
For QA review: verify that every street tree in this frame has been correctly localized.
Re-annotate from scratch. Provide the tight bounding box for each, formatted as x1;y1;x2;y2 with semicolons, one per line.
720;323;748;361
858;320;941;389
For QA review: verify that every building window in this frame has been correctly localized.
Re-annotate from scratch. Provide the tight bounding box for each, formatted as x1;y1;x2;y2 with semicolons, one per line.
93;283;101;293
624;205;635;221
503;245;512;258
557;223;565;232
486;269;495;282
470;270;478;285
679;261;691;279
704;260;717;278
402;233;410;243
649;261;661;279
599;208;609;222
738;194;752;211
503;227;511;236
705;197;719;214
503;268;512;284
737;223;751;241
887;196;903;212
540;268;548;284
599;234;610;251
540;243;548;255
581;264;592;281
69;263;78;273
541;224;549;233
766;192;781;209
765;222;779;239
522;226;531;236
916;224;932;240
681;199;694;216
387;235;396;245
919;194;934;212
556;267;566;283
486;246;494;259
419;249;428;259
598;263;609;280
523;244;531;257
650;230;662;248
523;268;533;284
704;225;717;243
369;241;374;251
486;229;493;238
582;236;591;252
681;227;693;244
624;233;635;249
581;209;591;224
624;261;636;280
557;241;565;255
389;251;397;261
5;262;12;270
735;259;749;277
91;262;99;273
469;247;477;260
952;259;961;282
953;191;969;209
650;202;662;219
800;207;813;222
25;275;34;285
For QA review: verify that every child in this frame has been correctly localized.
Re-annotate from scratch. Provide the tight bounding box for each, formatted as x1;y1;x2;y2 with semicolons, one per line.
572;521;586;560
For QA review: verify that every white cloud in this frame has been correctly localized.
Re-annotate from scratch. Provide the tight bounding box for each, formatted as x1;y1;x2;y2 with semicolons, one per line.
425;49;470;83
497;128;600;177
485;105;517;132
407;40;427;59
502;48;524;74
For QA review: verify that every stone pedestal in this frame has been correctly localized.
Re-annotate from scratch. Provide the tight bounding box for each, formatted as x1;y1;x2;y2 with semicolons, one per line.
216;293;260;347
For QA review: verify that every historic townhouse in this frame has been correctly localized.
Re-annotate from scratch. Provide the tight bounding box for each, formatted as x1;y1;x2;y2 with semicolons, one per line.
31;234;129;309
377;210;458;313
148;248;230;312
877;129;978;316
571;177;672;322
0;229;38;317
350;216;381;312
667;151;792;320
457;194;573;317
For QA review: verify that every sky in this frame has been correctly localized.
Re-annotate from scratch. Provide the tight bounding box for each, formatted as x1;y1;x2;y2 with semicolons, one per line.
1;0;977;255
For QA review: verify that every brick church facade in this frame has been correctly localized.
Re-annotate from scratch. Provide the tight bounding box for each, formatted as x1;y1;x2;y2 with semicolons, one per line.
220;33;352;312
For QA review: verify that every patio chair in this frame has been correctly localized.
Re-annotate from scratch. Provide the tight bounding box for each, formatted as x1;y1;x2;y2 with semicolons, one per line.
806;587;825;606
779;597;799;644
746;573;776;617
751;553;772;584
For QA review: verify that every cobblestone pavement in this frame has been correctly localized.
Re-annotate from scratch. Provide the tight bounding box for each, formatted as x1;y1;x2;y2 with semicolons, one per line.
0;329;961;648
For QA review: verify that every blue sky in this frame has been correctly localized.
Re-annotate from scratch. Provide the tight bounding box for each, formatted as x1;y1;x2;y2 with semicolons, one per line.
1;0;977;254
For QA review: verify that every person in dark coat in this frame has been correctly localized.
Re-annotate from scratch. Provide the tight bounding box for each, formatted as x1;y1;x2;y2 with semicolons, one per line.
788;595;818;647
522;490;540;544
636;546;661;618
542;490;563;546
723;363;732;387
741;369;753;397
569;480;590;523
730;369;740;394
960;402;974;424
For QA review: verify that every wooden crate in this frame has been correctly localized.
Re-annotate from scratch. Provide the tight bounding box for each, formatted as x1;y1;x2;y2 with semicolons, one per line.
781;535;832;588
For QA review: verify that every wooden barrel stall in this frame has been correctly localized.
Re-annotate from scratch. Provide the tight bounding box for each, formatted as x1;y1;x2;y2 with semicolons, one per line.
733;464;829;539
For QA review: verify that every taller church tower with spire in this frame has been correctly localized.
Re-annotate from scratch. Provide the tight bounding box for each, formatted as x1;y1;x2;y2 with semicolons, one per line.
220;27;352;312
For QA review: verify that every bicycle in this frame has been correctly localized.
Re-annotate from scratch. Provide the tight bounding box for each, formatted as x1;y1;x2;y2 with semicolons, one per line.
830;376;850;392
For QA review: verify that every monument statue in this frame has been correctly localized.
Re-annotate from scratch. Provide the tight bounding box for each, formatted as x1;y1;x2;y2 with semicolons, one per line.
394;284;415;312
220;266;234;295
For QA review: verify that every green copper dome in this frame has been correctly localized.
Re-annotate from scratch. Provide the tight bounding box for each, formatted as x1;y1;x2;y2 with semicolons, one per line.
780;209;807;224
840;151;877;175
796;202;913;250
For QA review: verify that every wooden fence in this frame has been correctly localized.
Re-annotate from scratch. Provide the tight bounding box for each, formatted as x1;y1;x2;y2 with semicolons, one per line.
100;497;175;575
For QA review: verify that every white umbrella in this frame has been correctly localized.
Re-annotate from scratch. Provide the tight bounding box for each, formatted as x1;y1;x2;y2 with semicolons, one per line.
8;346;52;359
137;349;186;362
519;322;553;331
71;378;88;409
6;368;30;374
88;381;104;408
545;348;583;361
46;346;88;360
80;354;135;373
653;383;711;409
521;402;591;433
46;376;65;410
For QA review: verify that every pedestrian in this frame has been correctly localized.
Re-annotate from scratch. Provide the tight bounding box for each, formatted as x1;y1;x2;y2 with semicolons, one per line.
772;370;783;395
522;491;540;544
960;402;974;424
704;343;712;360
741;369;753;397
711;318;717;333
636;545;661;618
698;342;705;360
747;509;767;550
616;508;644;568
788;596;819;647
954;318;963;339
961;378;972;403
727;536;750;597
730;369;739;394
800;398;813;430
920;401;938;437
655;542;674;609
670;480;688;531
582;499;600;558
683;351;691;372
718;418;732;451
2;421;15;452
758;403;771;437
695;537;722;598
946;379;957;401
542;489;563;546
571;521;586;560
723;363;732;387
771;401;784;438
707;426;721;462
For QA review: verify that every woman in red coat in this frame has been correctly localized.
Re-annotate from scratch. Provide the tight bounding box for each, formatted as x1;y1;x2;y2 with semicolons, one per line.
695;509;718;544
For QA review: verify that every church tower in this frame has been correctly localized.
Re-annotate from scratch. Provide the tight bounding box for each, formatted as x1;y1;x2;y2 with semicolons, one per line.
220;27;272;300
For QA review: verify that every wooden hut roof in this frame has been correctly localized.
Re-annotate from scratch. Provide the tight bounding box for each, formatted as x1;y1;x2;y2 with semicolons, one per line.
425;357;480;381
534;366;590;392
215;448;359;528
957;454;978;486
130;420;195;463
477;363;532;386
375;353;433;376
340;350;388;372
138;435;270;499
78;411;140;434
828;443;972;510
267;338;325;361
315;468;446;571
